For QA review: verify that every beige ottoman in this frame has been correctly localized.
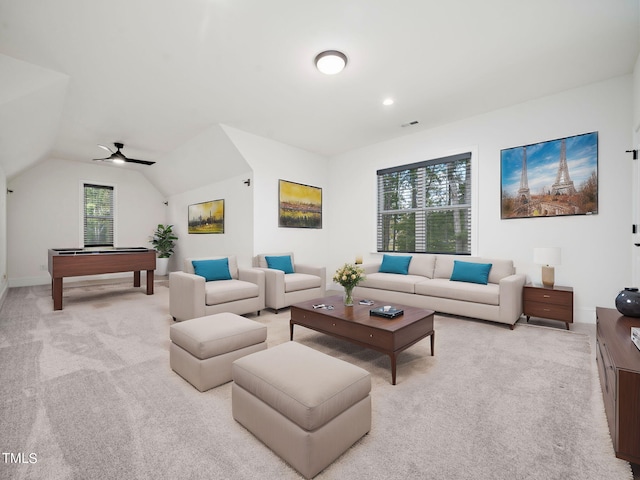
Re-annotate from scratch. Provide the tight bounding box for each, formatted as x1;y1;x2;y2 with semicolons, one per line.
232;342;371;479
170;312;267;392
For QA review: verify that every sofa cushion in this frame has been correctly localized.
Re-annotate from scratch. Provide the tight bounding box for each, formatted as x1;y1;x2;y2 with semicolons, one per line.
265;255;295;274
484;258;515;284
192;258;232;281
358;272;424;294
284;273;322;293
407;254;436;279
450;260;492;285
204;279;260;306
256;252;294;269
416;278;500;306
184;256;239;279
379;254;412;275
434;255;514;284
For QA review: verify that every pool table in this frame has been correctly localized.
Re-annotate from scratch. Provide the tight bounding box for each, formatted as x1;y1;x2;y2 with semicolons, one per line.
48;247;156;310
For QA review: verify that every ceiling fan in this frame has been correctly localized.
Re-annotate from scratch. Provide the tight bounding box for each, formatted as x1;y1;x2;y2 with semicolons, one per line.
93;142;155;166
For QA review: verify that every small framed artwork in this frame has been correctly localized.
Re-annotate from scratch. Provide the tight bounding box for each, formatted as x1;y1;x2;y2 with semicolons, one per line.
188;199;224;234
278;179;322;228
500;131;598;219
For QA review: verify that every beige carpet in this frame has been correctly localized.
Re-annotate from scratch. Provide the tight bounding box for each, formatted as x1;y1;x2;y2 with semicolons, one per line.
0;280;632;479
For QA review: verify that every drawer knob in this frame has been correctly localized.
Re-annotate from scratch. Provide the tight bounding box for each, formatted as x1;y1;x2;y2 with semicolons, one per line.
370;334;373;338
543;308;550;312
332;323;336;326
543;295;551;298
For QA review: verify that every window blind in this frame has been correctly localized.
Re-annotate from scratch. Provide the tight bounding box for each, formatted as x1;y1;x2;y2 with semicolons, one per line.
83;184;114;247
377;152;471;254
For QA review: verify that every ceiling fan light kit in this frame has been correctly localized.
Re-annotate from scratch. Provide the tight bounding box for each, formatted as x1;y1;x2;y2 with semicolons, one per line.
93;142;155;166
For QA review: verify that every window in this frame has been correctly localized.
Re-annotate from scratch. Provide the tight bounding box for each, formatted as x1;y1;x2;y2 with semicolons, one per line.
83;184;114;247
377;152;472;254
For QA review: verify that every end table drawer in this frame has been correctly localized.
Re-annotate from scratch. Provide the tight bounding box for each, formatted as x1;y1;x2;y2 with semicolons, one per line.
523;288;572;306
524;301;573;322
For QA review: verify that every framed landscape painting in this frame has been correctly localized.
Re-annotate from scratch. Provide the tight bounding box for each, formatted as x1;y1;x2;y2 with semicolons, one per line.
278;179;322;228
188;199;224;234
500;132;598;219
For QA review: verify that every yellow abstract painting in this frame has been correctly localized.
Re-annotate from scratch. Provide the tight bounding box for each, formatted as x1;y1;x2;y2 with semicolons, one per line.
279;180;322;228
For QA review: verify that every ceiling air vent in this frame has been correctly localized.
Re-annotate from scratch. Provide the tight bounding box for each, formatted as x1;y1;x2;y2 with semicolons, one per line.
401;120;419;128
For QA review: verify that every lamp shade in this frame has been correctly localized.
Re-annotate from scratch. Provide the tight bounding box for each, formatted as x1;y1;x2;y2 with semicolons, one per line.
533;247;561;266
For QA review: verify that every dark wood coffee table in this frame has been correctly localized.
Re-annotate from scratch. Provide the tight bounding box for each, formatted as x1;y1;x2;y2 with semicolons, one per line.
290;295;435;385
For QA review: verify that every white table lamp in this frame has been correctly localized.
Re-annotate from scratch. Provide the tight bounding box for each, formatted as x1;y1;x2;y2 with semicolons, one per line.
533;247;561;288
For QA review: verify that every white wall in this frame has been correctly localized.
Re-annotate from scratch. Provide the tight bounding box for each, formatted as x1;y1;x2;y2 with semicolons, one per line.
166;172;254;271
223;126;331;270
144;124;251;197
7;158;166;286
328;75;633;324
631;53;640;287
0;166;7;304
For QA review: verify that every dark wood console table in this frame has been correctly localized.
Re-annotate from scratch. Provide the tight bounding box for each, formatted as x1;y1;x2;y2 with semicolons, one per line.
595;306;640;464
48;248;156;310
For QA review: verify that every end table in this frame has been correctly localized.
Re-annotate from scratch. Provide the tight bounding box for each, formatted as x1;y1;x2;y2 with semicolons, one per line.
523;284;573;330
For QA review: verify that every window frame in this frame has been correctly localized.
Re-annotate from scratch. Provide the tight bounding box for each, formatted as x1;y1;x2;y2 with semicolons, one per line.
80;182;117;248
376;151;475;255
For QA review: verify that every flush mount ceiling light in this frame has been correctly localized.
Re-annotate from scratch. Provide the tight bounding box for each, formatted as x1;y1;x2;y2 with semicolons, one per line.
314;50;347;75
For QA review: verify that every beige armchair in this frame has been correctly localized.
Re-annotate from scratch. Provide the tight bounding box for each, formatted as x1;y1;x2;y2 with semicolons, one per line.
169;255;265;321
254;253;326;313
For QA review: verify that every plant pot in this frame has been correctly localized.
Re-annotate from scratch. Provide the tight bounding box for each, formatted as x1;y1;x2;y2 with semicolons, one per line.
156;257;169;276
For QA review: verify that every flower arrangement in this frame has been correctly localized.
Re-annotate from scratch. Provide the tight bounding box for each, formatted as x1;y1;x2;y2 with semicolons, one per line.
333;263;365;306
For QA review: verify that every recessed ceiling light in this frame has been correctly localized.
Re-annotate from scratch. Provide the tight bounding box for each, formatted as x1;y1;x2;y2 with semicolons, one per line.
383;98;394;106
314;50;347;75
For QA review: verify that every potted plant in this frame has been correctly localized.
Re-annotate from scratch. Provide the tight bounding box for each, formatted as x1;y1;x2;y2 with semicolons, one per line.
150;224;178;276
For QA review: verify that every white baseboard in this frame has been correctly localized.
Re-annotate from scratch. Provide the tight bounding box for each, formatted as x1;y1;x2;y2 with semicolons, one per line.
0;282;7;310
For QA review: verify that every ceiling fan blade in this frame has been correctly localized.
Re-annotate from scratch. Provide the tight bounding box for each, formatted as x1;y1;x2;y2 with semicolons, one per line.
98;144;114;154
92;157;110;161
123;158;156;166
93;143;155;165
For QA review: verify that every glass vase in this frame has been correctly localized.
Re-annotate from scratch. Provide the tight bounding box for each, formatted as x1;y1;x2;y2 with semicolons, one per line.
344;286;354;306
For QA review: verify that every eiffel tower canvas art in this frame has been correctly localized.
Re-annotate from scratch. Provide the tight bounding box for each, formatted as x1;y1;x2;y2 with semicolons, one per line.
500;132;598;219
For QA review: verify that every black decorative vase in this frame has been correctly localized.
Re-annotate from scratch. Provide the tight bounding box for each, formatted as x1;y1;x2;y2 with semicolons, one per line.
615;287;640;317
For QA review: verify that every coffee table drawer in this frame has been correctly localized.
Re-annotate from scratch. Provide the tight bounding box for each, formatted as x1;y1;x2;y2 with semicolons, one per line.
333;321;393;350
294;312;393;350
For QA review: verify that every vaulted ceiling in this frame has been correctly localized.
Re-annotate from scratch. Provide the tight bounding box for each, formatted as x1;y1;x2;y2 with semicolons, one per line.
0;0;638;182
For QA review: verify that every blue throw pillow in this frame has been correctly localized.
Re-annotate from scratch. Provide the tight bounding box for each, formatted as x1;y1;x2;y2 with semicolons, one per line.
265;255;295;274
379;254;412;275
450;260;492;285
192;258;232;281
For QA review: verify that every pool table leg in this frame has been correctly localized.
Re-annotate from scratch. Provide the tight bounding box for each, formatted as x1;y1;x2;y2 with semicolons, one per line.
146;270;154;295
133;271;141;287
52;278;63;310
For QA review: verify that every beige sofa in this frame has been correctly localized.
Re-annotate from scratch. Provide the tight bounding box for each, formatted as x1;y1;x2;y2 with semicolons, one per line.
253;253;326;313
169;256;265;321
354;254;525;328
